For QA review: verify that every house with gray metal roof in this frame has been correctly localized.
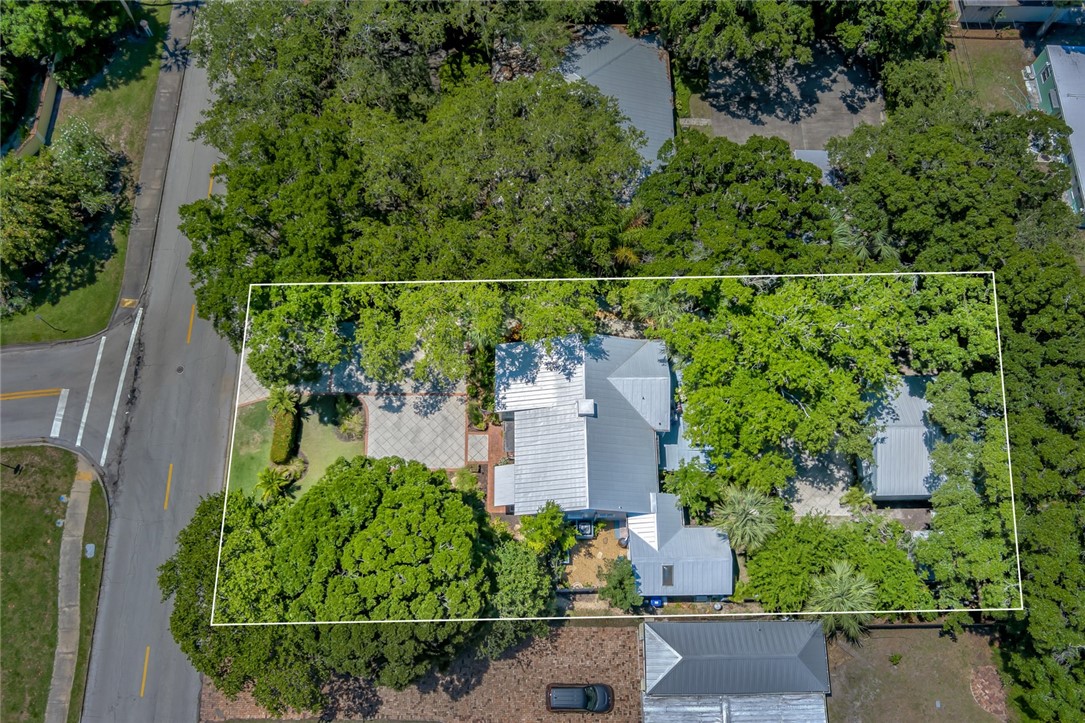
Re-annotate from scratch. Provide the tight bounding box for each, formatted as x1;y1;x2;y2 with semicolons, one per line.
1028;45;1085;218
627;492;732;598
642;620;831;723
559;25;675;172
860;376;945;502
495;334;671;518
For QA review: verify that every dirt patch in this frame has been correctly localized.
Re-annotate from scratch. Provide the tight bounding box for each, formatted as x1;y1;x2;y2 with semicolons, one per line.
200;624;643;723
561;525;625;589
827;627;1004;723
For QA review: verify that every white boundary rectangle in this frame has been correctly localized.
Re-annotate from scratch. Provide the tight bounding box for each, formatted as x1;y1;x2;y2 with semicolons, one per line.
210;271;1024;626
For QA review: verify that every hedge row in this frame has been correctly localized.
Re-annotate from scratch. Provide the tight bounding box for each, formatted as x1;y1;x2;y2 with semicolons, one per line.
270;410;297;464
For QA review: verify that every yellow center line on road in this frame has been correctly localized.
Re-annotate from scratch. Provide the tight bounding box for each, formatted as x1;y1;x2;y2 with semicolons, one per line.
163;464;173;511
0;388;62;401
140;646;150;697
186;304;196;345
207;171;214;198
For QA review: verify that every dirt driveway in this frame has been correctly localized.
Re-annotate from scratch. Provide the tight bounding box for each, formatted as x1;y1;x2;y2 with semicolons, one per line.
201;624;643;723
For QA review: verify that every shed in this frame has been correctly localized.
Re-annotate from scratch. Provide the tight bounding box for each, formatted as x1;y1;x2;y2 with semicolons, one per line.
627;493;732;598
860;376;945;501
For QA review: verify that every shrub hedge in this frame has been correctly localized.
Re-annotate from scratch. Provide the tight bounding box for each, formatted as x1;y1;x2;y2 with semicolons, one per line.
269;410;296;464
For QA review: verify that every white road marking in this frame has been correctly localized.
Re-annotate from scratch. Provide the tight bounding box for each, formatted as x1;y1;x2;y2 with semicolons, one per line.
50;388;70;437
76;336;107;447
100;308;142;466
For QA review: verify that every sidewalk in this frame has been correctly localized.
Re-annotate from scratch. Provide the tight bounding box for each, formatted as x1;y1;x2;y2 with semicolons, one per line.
111;1;197;326
43;459;95;723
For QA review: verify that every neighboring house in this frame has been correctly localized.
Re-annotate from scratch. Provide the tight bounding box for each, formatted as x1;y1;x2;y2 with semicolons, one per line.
860;377;945;502
559;25;676;173
627;492;733;599
642;621;831;723
792;149;838;187
495;334;672;518
957;0;1085;29
1028;45;1085;219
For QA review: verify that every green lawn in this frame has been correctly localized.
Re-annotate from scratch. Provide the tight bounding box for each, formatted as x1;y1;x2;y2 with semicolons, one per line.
67;482;107;723
228;403;274;497
1;3;172;347
0;447;77;722
947;36;1034;113
228;396;364;498
296;396;365;493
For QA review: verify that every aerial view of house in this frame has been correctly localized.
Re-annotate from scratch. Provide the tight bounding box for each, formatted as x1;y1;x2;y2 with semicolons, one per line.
3;2;1079;722
642;620;831;722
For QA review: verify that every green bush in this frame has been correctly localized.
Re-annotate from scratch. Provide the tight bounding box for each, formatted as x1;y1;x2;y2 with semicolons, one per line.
269;410;296;464
597;557;643;612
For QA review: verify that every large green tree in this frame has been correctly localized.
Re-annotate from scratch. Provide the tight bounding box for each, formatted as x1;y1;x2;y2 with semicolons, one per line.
0;118;120;315
624;133;840;277
629;0;815;79
182;74;638;347
0;0;124;86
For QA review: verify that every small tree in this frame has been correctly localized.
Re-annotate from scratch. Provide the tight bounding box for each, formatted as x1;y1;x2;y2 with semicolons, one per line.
711;486;779;555
254;466;292;504
520;501;576;556
663;459;719;522
805;560;876;643
597;557;642;612
267;386;300;416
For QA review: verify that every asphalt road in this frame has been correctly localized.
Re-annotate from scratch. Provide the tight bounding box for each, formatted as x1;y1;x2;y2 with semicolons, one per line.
76;61;232;723
0;6;237;721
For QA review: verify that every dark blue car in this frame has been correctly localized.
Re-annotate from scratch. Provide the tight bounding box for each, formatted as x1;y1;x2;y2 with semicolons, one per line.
545;683;614;714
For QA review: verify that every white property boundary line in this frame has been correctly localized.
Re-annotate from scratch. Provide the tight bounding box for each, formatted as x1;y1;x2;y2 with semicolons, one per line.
210;271;1024;626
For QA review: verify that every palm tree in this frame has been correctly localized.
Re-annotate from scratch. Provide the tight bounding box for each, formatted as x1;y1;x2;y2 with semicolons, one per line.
267;385;300;416
805;560;877;643
829;207;900;264
254;466;292;504
711;486;779;555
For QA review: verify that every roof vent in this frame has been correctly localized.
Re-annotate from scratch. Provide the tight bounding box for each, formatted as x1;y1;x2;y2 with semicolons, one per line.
577;399;597;417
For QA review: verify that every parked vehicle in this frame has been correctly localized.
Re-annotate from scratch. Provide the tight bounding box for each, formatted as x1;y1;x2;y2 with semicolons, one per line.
546;683;614;713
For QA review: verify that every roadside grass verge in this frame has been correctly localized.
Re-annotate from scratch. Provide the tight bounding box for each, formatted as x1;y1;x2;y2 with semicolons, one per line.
66;481;107;723
228;403;273;497
0;447;77;722
1;3;171;347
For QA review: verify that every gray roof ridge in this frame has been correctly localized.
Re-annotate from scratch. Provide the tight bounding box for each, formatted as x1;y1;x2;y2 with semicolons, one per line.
644;624;684;693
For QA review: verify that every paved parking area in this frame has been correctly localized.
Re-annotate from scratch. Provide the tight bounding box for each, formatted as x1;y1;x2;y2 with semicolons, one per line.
364;394;466;470
781;448;854;518
200;624;643;722
689;47;884;150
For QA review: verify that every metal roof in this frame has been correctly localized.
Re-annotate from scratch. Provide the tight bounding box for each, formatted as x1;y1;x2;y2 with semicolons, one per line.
643;621;830;697
559;25;675;170
862;376;944;500
1046;46;1085;199
494;335;671;515
628;494;733;597
493;464;516;507
792;149;833;185
642;692;828;723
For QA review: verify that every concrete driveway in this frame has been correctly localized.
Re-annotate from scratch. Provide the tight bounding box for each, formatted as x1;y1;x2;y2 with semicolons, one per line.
689;47;884;150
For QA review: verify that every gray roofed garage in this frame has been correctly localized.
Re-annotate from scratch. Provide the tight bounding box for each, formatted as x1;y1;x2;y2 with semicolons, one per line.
642;621;830;723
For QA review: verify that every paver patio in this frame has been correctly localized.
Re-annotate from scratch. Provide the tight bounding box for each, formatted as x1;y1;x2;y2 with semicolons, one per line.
363;395;466;470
